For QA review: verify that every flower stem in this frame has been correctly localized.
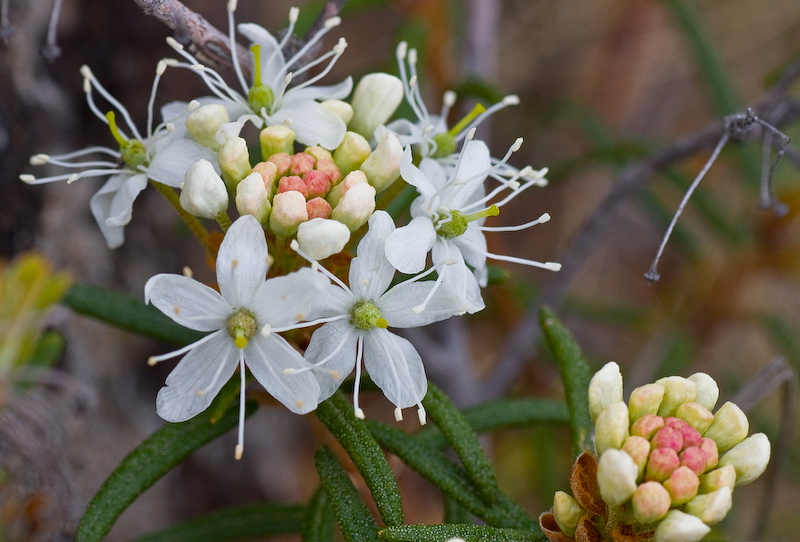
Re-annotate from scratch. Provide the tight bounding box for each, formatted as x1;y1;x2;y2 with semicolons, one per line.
215;211;232;232
149;180;217;257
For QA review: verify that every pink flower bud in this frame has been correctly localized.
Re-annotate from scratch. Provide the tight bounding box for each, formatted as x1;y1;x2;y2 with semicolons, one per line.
269;191;308;237
306;197;332;220
631;414;664;440
278;175;309;198
268;153;292;177
315;159;342;185
653;510;710;542
259;125;296;159
699;438;718;471
646;447;680;482
684;486;732;526
703;402;748;453
594;401;629;455
628;383;665;422
631;481;671;524
588;361;623;423
664;417;702;448
304;169;332;199
622;436;650;481
663;466;699;506
674;402;714;434
655;376;698;417
679;446;707;476
596;449;638;506
290;152;316;176
651;426;684;452
251;161;278;198
718;432;770;486
698;464;735;493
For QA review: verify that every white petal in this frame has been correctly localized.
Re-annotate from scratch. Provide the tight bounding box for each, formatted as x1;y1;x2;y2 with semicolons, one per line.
145;273;230;331
89;172;147;249
253;267;334;326
156;330;238;422
268;100;347;149
399;147;436;202
432;241;484;313
448;139;491;207
148;135;216;187
349;210;396;299
216;215;269;307
304;320;358;402
246;334;319;414
379;282;462;327
363;329;427;409
282;78;353;105
384;216;436;274
452;224;488;286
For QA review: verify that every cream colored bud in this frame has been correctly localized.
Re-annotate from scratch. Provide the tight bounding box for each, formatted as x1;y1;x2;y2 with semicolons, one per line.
684;486;732;525
235;172;271;224
552;491;584;537
296;218;350;260
654;510;710;542
333;131;372;176
698;464;736;493
631;481;671;524
269;191;308;237
331;182;376;231
674;402;714;434
305;146;334;163
594;401;629;455
251;161;279;199
321;99;354;125
718;432;770;486
596;449;638;506
327;170;368;207
360;131;402;192
259;125;296;159
218;136;251;191
622;435;650;481
655;376;698;417
588;361;623;422
703;402;748;453
180;159;229;219
349;73;404;138
186;104;229;150
629;383;665;422
687;373;719;411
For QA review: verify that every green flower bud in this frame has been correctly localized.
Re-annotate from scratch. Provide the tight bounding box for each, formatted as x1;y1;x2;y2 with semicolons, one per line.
703;401;748;453
655;376;698;417
218;136;251;192
588;361;623;422
675;402;714;434
596;449;638;506
684;486;732;525
186;104;229;150
333;131;372;176
360;131;402;192
687;372;719;411
653;510;710;542
718;432;770;486
631;481;671;524
260;125;296;159
594;401;629;455
348;72;404;138
698;464;736;493
629;383;665;422
552;491;584;537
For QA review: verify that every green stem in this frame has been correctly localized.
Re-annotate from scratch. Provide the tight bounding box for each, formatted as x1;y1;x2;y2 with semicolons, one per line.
215;211;232;232
149;181;217;257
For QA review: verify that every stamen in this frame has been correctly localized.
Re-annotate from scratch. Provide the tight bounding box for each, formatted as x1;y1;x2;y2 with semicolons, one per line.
417;404;427;425
147;61;167;137
448;103;487;138
486;251;562;271
290;240;351;292
324;16;341;29
30;154;49;165
235;352;246;460
182;266;193;277
480;212;550;232
227;0;249;93
464;204;499;224
286;39;347;97
83;66;143;141
283;330;351;375
353;337;365;419
147;332;219;365
394;407;403;421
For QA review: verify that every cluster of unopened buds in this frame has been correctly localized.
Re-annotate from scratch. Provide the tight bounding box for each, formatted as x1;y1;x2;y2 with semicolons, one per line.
541;362;770;542
19;2;561;458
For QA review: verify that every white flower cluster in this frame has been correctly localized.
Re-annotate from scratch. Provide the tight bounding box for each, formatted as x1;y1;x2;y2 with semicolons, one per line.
21;4;561;457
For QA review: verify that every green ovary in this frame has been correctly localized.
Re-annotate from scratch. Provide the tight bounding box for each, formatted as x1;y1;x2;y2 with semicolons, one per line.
227;309;258;349
351;301;388;331
248;44;274;113
435;205;500;239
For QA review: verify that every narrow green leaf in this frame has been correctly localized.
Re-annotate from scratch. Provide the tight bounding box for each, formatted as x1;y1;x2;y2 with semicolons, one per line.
74;403;256;542
379;524;544;542
314;446;380;542
316;392;404;526
443;497;474;525
422;382;500;504
132;503;305;542
539;306;593;458
416;397;568;449
303;487;335;542
62;283;204;346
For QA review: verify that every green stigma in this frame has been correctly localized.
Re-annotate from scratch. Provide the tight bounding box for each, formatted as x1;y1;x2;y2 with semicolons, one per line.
435;205;499;239
432;102;486;158
351;301;388;331
227;309;258;349
248;44;274;113
106;111;148;169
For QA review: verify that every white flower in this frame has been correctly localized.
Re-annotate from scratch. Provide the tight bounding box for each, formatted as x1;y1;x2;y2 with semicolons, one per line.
20;63;215;248
288;210;462;422
145;215;328;459
384;133;560;313
166;3;352;149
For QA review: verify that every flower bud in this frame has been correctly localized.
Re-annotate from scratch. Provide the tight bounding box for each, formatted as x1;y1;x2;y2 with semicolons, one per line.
664;417;702;448
663;466;699;506
218;136;251;191
331;181;376;231
550;491;582;537
327;170;368;207
653;510;710;542
679;446;707;476
698;464;735;493
588;361;623;422
305;169;333;199
651;426;684;452
180;159;229;219
655;376;697;417
683;486;732;525
630;414;664;440
621;435;650;480
699;438;718;472
594;401;629;454
305;146;334;163
321;99;354;125
703;401;748;453
687;372;719;411
360;131;403;192
306;197;332;220
251;161;278;198
269;153;292;177
674;402;714;434
631;481;671;524
235;172;271;225
718;432;770;486
186;104;229;150
629;383;665;422
270;191;308;237
278;176;310;198
290;152;316;176
596;449;638;506
333;131;372;176
296;218;350;260
260;125;296;159
646;447;680;482
348;72;404;138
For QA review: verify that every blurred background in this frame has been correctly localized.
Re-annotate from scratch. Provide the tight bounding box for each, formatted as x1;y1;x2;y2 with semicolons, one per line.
1;0;799;540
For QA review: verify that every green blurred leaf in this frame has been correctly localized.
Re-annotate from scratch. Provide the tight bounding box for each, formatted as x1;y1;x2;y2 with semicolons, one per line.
422;382;500;504
539;306;593;458
314;446;380;542
303;487;335;542
316;392;404;526
132;503;305;542
22;329;65;368
63;283;204;346
379;524;544;542
74;403;256;542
